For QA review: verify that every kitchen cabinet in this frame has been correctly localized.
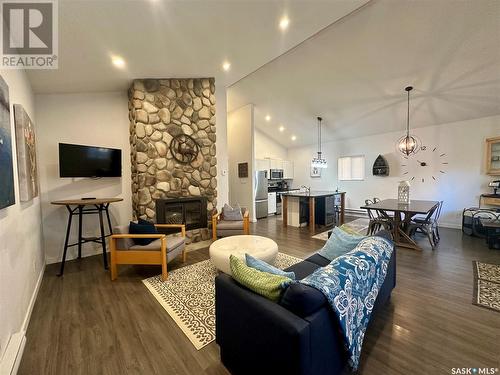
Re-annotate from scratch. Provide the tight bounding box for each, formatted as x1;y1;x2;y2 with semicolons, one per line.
268;192;277;214
255;159;270;172
283;160;294;179
255;158;294;179
270;159;283;170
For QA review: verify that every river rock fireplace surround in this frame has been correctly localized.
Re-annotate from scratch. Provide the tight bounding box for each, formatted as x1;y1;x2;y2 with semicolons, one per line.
128;78;217;243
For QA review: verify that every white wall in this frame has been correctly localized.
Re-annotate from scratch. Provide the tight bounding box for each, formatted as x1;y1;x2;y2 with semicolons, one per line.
36;92;132;264
215;86;229;211
0;70;44;365
254;129;288;160
288;115;500;228
227;104;256;221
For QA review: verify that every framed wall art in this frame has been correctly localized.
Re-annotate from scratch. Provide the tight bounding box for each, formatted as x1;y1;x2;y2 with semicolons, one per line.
14;104;38;201
0;75;15;209
310;165;321;178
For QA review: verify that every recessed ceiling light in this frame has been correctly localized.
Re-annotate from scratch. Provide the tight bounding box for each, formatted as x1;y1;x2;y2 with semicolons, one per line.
111;55;125;69
279;16;290;30
222;61;231;71
265;115;271;122
279;126;285;132
291;135;297;141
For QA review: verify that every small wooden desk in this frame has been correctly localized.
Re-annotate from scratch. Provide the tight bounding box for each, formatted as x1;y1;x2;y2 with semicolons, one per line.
360;199;439;251
51;198;123;276
479;194;500;208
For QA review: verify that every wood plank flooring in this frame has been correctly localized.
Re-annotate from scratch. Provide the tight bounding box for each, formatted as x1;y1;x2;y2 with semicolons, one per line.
19;217;500;375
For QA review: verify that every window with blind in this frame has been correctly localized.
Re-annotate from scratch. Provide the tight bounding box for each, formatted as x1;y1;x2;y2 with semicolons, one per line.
338;156;365;181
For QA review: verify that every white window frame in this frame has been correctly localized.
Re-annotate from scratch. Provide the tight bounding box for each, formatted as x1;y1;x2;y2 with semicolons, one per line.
338;155;365;181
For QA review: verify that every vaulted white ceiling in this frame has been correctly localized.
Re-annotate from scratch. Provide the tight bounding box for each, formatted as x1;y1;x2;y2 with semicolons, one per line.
26;0;369;94
228;0;500;147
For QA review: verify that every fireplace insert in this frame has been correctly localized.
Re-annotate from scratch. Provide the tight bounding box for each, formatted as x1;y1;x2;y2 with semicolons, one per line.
155;197;208;233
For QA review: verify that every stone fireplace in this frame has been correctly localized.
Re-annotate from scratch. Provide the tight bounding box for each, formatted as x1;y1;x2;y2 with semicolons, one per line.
156;197;208;233
128;78;217;243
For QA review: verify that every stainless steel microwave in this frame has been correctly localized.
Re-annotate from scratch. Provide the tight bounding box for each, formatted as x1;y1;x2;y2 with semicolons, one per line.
269;169;283;180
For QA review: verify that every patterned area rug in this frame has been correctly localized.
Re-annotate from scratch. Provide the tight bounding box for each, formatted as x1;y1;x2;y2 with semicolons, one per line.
312;218;370;240
473;261;500;312
143;253;302;349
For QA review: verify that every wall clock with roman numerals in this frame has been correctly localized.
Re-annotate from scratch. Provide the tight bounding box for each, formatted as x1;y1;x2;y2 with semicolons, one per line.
401;145;448;183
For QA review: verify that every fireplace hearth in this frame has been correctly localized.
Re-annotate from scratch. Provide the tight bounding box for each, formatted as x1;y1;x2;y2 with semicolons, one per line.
155;197;208;233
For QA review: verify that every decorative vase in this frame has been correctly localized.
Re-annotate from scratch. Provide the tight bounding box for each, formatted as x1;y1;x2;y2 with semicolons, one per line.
398;180;410;204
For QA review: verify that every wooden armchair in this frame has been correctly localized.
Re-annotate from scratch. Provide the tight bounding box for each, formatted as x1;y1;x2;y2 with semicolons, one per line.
212;208;250;240
110;224;186;281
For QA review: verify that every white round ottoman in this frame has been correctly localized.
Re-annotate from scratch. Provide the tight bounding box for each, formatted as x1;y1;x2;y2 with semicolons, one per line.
209;235;278;274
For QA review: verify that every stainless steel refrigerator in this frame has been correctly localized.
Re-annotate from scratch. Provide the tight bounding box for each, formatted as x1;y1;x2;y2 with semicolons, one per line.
254;171;268;219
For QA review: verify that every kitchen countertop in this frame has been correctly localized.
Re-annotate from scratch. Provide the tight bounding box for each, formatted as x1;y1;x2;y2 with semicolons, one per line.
281;190;345;198
268;188;300;193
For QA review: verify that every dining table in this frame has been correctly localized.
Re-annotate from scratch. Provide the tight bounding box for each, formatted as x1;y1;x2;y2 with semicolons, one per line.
360;199;440;251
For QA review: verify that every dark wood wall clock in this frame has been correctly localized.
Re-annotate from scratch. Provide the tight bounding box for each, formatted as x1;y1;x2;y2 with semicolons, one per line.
401;145;448;183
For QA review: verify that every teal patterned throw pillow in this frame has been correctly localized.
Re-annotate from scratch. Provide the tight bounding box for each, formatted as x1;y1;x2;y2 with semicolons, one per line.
230;255;292;302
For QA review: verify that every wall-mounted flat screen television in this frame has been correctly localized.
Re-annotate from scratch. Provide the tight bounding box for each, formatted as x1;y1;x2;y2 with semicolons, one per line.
59;143;122;178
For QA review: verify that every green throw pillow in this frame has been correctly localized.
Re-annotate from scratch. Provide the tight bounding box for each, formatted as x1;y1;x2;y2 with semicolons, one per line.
230;255;292;302
339;224;363;236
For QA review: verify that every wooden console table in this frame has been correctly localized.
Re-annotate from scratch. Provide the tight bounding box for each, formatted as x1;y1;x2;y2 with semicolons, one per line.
51;198;123;276
479;194;500;208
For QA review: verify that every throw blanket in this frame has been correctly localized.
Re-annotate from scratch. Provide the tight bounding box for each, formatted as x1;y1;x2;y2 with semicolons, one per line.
300;236;394;370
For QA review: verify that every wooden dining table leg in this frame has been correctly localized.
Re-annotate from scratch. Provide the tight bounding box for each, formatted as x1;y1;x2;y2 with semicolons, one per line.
393;211;422;251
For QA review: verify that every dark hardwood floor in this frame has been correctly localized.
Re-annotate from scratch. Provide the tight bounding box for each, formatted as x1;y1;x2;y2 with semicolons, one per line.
19;216;500;375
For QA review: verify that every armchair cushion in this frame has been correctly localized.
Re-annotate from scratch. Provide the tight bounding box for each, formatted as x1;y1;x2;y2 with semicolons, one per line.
222;203;243;221
129;221;159;246
130;235;185;251
217;220;244;230
113;225;135;249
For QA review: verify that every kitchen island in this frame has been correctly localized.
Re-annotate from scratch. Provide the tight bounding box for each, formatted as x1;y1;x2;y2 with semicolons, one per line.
281;191;345;233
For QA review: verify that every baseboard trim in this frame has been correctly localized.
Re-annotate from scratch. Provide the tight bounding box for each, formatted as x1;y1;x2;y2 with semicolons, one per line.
0;263;45;375
22;263;45;332
345;208;369;219
438;222;462;230
0;332;26;375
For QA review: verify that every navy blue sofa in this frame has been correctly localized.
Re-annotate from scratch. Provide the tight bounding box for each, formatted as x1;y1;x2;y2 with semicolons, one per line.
215;232;396;375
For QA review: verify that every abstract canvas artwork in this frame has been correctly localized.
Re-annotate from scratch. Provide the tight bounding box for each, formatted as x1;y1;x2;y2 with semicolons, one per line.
14;104;38;201
0;75;15;209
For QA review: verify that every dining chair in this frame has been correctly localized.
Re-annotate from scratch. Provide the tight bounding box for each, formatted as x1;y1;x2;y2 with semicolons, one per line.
365;199;391;235
409;202;442;250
